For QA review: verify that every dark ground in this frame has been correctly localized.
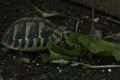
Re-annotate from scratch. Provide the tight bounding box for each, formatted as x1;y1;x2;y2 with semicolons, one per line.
0;0;120;80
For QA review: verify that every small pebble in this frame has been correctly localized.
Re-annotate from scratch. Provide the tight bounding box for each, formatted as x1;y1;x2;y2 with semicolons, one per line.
21;57;30;64
56;67;62;73
36;63;39;66
51;59;69;64
108;69;112;72
102;69;105;72
94;17;100;22
70;61;80;66
84;15;89;19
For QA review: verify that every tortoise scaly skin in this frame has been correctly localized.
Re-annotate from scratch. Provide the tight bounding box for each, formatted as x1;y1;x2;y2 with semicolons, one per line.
2;17;63;51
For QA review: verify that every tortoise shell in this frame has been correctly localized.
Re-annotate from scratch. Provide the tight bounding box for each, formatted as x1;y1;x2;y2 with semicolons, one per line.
2;17;63;51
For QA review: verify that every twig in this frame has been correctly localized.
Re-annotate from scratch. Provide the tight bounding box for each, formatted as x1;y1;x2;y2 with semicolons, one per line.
101;16;120;24
33;6;62;17
82;0;95;57
75;18;80;32
42;3;78;20
36;7;78;20
78;62;120;68
25;0;78;20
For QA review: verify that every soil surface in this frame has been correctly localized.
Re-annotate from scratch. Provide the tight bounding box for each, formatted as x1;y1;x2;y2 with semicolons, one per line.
0;0;120;80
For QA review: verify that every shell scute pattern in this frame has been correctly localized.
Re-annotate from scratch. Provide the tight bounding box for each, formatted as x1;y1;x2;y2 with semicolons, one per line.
2;17;63;51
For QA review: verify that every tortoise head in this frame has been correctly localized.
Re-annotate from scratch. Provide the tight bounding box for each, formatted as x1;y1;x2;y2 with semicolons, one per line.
48;25;71;44
58;25;72;39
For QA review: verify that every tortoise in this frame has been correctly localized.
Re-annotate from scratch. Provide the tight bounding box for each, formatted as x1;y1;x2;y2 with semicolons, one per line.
2;17;67;51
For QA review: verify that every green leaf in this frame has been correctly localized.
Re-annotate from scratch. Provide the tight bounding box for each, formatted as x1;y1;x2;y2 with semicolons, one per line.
66;32;81;46
67;33;120;61
41;41;81;63
112;50;120;61
41;51;76;63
